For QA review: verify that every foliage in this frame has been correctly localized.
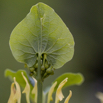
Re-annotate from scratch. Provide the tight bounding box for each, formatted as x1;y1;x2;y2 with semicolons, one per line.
9;2;74;69
5;2;84;103
53;73;84;91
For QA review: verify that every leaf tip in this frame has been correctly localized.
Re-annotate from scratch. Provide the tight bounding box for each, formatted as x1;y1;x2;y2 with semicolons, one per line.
77;73;84;85
4;69;12;77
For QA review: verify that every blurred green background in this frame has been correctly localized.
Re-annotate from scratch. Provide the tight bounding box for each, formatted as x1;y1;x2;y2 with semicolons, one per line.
0;0;103;103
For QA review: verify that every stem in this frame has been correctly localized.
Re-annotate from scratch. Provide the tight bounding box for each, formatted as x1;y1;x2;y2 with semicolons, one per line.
37;53;43;103
37;80;43;103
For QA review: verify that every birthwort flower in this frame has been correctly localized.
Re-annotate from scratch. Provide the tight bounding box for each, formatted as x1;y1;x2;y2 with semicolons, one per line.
22;72;30;103
8;73;72;103
96;92;103;103
47;81;57;103
55;78;68;103
31;77;37;103
8;77;21;103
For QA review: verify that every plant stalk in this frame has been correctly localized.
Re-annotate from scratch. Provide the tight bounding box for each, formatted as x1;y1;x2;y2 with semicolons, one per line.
37;80;43;103
37;53;43;103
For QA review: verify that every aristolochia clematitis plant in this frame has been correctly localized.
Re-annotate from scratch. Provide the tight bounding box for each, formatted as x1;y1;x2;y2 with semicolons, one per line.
5;2;84;103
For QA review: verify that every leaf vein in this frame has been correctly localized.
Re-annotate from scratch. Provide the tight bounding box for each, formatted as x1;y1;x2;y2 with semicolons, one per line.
13;46;35;55
48;55;63;63
20;32;37;53
45;29;64;52
43;27;59;52
47;43;68;53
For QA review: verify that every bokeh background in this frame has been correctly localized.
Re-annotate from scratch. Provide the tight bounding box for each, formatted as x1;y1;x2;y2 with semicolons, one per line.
0;0;103;103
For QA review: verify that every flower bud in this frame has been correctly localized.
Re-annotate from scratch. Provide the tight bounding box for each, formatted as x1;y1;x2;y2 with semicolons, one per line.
41;65;45;71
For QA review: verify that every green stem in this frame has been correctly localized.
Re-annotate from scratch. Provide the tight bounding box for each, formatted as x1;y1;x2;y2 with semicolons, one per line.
37;53;43;103
37;80;43;103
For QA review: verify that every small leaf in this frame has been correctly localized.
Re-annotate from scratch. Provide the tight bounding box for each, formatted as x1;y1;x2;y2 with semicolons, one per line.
5;69;35;101
9;2;74;69
5;69;31;88
53;73;84;91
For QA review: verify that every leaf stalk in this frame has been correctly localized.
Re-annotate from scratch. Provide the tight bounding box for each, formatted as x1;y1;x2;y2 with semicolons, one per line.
37;53;43;103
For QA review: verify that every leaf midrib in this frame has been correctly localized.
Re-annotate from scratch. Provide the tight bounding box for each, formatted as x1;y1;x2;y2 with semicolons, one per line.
37;4;43;54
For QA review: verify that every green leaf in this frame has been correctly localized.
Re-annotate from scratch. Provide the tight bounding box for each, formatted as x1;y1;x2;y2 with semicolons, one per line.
53;73;84;91
5;69;35;101
5;69;32;88
9;2;74;69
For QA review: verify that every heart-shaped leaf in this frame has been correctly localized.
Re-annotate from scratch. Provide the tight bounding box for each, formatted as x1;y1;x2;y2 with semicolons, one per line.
9;2;74;69
53;73;84;91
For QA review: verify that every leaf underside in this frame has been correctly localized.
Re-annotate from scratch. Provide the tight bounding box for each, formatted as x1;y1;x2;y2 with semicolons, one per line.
9;2;74;69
